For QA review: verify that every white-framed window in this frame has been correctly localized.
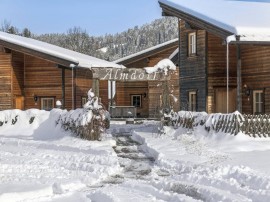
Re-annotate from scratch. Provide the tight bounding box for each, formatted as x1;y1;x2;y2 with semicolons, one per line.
188;32;196;56
188;91;197;111
131;95;141;108
253;90;264;114
41;97;54;111
82;97;87;107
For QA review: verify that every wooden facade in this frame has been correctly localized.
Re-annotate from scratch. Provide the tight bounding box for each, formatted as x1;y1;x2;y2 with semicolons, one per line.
0;44;109;111
115;39;179;118
160;3;270;114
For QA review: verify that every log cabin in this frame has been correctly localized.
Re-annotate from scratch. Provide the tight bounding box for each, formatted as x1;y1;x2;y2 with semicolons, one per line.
159;0;270;114
114;39;179;118
0;31;123;111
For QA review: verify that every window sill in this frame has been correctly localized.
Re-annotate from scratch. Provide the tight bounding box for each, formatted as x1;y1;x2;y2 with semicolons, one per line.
188;54;198;59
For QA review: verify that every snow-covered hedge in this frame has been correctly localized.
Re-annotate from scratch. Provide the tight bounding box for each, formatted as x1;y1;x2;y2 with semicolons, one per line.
57;89;110;140
166;110;270;137
0;89;109;140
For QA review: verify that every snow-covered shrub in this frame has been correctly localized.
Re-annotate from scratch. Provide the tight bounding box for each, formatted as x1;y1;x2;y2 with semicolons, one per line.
58;89;110;140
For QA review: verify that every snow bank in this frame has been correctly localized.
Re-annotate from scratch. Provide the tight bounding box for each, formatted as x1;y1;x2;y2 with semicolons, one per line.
130;124;270;201
0;109;121;201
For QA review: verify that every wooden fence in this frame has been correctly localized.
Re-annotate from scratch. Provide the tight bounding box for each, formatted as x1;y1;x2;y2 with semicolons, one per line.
169;111;270;138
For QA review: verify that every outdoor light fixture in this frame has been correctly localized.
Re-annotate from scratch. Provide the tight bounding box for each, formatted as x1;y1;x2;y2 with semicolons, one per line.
243;84;250;96
33;95;38;102
143;93;147;98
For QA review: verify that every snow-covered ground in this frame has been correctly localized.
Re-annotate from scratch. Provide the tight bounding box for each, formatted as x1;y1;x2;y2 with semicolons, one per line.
1;111;270;201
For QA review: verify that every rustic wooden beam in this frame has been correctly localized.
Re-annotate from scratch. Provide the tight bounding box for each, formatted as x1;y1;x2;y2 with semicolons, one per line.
159;2;233;39
61;66;65;109
237;44;242;112
92;79;99;97
91;67;170;81
178;18;182;111
74;69;77;108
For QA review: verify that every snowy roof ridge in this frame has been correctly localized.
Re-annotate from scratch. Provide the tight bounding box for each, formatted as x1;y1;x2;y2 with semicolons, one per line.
114;38;178;64
159;0;270;40
0;31;123;69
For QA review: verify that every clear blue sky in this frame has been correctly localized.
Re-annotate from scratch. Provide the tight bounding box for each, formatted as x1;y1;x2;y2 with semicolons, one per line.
0;0;162;36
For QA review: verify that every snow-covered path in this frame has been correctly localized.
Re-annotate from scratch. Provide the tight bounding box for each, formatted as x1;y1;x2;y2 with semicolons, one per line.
0;135;121;202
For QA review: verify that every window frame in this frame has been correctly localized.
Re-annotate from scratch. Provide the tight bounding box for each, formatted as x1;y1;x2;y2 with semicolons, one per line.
131;95;142;108
188;32;197;56
41;97;55;111
188;91;197;112
253;90;264;114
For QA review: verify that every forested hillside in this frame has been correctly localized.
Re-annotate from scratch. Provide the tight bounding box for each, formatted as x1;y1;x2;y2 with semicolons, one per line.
0;17;178;61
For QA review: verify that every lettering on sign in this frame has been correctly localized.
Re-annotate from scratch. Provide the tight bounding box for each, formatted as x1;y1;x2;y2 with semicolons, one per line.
92;68;169;81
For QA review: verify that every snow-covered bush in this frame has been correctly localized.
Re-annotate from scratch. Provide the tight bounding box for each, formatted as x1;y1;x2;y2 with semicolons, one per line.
58;89;110;140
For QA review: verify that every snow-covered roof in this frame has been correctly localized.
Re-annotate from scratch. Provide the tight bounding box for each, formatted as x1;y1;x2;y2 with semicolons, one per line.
114;38;178;64
0;31;124;69
159;0;270;42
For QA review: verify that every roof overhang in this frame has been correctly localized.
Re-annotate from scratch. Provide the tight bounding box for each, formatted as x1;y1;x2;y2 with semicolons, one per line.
0;39;77;68
159;1;233;39
115;39;178;65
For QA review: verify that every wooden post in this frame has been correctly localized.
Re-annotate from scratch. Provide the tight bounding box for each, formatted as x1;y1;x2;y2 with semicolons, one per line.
237;44;242;113
178;18;182;111
226;42;229;113
61;67;65;109
162;79;170;111
92;79;100;97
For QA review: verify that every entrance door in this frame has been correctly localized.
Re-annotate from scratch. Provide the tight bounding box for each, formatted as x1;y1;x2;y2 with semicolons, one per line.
215;88;236;113
15;96;24;110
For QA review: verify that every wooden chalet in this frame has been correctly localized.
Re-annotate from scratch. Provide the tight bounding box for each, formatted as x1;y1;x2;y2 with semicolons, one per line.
0;31;122;111
159;0;270;114
114;39;179;118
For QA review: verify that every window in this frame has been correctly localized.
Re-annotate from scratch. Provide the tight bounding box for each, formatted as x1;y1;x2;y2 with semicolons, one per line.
131;95;141;108
41;97;54;111
188;32;196;56
253;90;264;114
188;91;197;111
82;97;87;107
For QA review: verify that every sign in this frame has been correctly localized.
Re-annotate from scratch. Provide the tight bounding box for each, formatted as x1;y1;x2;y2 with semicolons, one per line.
92;68;169;81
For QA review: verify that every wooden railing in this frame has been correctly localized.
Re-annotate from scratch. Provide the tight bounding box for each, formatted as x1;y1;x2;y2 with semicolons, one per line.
169;111;270;138
241;114;270;137
110;106;136;118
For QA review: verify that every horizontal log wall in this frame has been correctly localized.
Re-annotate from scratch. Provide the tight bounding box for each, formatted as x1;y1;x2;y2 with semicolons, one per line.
0;48;12;109
148;68;179;117
24;55;63;109
117;45;178;118
0;46;106;111
116;81;148;117
180;20;206;111
207;33;237;113
11;51;24;108
241;45;270;114
75;68;92;108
